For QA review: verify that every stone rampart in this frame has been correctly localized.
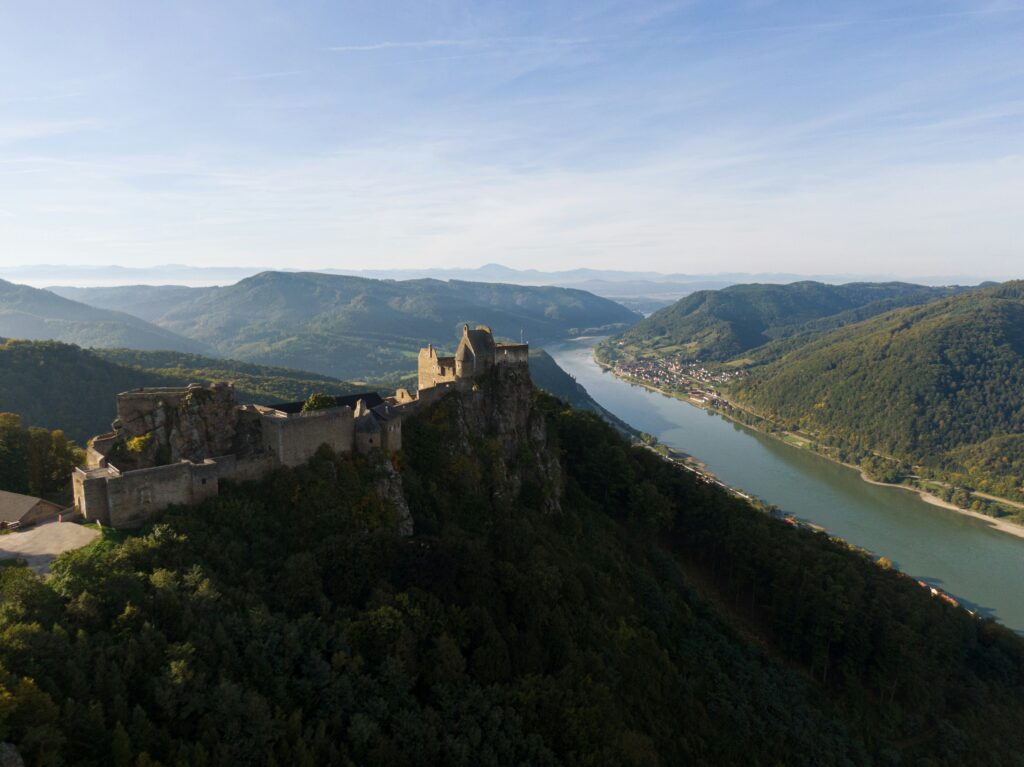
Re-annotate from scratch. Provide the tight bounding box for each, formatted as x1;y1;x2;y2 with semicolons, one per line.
103;460;219;528
260;407;356;467
86;433;118;469
495;343;529;366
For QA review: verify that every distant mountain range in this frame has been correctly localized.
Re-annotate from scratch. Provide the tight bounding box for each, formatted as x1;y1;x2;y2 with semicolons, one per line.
3;262;992;305
49;271;639;381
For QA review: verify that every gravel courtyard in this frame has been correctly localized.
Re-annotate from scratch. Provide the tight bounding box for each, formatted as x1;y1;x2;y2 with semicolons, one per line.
0;520;100;574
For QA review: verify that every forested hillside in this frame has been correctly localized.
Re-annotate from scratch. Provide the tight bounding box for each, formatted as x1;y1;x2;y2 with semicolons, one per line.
52;272;640;380
1;385;1022;765
0;279;205;353
0;340;358;443
603;281;964;362
733;282;1024;497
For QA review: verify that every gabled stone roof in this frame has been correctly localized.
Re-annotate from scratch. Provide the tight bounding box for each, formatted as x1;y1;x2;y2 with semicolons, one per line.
0;490;59;524
457;324;496;361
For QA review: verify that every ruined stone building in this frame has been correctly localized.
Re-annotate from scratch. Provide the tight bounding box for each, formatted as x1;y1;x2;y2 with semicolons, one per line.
72;324;528;529
418;323;529;394
73;385;401;528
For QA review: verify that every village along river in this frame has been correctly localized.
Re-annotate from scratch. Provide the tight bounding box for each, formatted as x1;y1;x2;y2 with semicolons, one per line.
547;338;1024;632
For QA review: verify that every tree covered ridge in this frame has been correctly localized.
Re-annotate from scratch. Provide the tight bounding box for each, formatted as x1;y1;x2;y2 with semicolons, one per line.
604;281;964;362
0;340;359;444
1;389;1023;765
733;282;1024;496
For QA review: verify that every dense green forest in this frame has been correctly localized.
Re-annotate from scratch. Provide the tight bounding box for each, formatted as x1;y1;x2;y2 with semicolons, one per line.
50;272;640;381
0;279;204;354
732;282;1024;499
2;385;1023;765
0;413;82;502
602;281;965;363
0;340;358;443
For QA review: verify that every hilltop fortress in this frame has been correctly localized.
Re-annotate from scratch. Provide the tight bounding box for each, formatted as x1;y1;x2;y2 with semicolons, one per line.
74;325;529;528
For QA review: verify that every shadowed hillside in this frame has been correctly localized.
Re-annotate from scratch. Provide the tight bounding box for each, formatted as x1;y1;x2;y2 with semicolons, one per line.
0;340;358;443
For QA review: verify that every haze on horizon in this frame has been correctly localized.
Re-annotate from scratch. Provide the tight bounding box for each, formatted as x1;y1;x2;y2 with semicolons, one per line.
1;1;1022;279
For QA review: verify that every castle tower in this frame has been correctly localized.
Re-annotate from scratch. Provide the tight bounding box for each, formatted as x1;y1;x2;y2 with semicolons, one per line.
418;343;457;392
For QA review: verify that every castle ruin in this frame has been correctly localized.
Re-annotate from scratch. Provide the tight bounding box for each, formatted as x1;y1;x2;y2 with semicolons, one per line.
418;323;529;394
73;324;528;528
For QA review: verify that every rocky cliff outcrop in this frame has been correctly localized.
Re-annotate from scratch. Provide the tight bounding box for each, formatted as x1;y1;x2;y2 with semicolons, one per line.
111;384;238;468
409;363;562;516
374;457;414;536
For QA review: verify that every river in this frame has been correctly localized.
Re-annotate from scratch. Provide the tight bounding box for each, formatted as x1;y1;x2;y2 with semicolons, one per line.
547;338;1024;632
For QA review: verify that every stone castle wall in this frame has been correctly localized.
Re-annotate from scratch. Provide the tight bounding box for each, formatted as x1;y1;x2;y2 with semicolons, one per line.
495;344;529;366
258;407;356;467
418;346;457;391
95;460;219;528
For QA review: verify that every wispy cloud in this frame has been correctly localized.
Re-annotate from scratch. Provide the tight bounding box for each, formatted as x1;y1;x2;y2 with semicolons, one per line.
221;70;305;82
328;37;589;53
0;118;100;145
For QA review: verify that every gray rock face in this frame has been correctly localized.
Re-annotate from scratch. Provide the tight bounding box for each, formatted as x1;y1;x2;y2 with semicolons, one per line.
441;365;562;514
375;459;414;536
0;744;25;767
115;384;239;468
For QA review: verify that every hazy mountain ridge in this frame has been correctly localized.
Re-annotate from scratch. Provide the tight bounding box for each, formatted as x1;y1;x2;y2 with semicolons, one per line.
50;271;640;381
0;278;208;354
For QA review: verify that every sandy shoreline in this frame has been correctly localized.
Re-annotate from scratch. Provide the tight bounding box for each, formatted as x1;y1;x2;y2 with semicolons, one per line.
596;355;1024;541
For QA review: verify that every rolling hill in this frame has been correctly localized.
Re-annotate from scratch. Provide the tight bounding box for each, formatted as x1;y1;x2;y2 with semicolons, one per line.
603;281;966;363
0;278;206;353
732;282;1024;496
51;271;640;380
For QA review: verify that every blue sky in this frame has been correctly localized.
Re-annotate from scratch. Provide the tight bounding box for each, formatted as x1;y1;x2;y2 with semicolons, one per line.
1;1;1022;277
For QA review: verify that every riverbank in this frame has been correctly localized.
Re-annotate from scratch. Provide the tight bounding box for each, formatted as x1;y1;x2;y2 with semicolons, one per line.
596;354;1024;541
